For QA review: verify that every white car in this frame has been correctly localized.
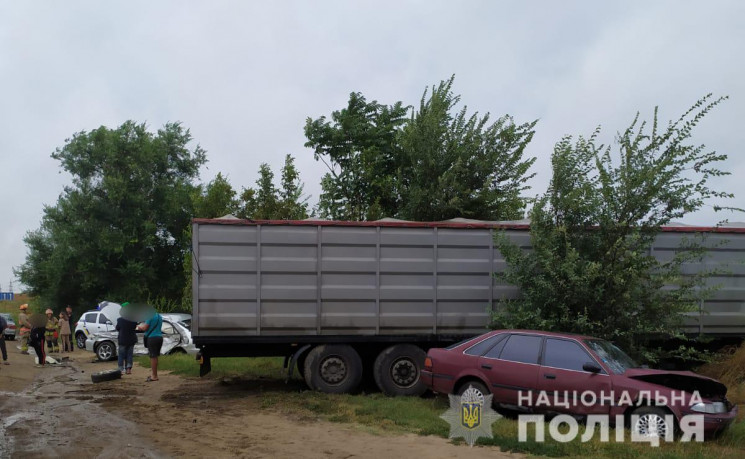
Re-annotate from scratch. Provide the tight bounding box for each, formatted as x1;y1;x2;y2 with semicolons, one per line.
85;316;197;361
74;302;121;349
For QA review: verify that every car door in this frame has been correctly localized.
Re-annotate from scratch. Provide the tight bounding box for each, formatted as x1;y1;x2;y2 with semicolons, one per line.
479;333;542;409
538;338;612;415
81;312;99;336
97;313;115;333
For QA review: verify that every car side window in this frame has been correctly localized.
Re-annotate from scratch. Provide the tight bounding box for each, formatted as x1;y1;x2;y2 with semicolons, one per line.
464;334;505;356
544;338;595;372
98;314;108;324
161;322;175;335
497;334;543;364
84;313;97;322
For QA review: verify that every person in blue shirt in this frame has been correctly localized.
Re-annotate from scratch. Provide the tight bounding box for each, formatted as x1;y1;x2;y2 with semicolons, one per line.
136;310;163;382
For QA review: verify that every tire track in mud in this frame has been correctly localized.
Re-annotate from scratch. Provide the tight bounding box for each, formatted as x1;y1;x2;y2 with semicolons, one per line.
0;360;161;459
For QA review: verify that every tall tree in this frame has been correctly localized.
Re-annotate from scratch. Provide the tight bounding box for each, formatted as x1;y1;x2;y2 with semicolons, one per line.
305;92;408;220
494;95;738;359
15;121;206;308
192;172;240;218
398;76;537;221
305;77;537;221
238;155;309;220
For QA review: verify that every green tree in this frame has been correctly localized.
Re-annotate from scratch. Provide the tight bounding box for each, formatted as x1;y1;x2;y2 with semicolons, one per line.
305;92;408;220
15;121;206;308
192;172;239;218
305;77;537;222
238;155;309;220
398;76;537;221
493;95;738;359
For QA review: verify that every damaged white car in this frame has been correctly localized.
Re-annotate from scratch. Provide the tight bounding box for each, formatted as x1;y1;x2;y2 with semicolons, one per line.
85;317;197;361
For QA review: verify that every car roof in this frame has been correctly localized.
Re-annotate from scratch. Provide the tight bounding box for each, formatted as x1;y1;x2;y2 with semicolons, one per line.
489;329;600;341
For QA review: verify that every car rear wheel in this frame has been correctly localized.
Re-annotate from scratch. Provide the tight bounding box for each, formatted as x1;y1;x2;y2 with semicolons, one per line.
457;380;490;399
305;345;363;394
373;344;427;397
632;406;676;440
96;341;116;361
75;332;87;349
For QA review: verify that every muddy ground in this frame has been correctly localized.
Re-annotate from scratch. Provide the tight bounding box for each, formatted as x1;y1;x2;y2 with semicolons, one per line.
0;345;521;458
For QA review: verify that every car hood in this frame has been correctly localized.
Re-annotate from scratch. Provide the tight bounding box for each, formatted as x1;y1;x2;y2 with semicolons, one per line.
622;368;727;398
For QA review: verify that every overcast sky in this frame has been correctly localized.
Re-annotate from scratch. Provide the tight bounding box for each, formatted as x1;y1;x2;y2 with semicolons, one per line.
1;1;743;294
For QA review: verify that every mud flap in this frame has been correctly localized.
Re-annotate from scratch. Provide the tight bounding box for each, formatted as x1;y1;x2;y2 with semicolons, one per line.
198;351;211;377
286;344;311;383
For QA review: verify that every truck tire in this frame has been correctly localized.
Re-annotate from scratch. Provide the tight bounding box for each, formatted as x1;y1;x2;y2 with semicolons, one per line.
305;345;363;394
91;369;122;383
374;344;427;397
303;354;315;390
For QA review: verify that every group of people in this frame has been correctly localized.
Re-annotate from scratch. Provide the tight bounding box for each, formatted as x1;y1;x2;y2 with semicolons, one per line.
118;302;163;381
9;302;163;381
16;304;76;366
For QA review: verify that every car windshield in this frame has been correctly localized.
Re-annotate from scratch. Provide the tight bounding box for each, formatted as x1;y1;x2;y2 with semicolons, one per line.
584;339;638;374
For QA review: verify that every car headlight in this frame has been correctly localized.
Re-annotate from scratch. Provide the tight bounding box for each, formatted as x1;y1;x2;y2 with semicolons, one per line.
690;402;727;414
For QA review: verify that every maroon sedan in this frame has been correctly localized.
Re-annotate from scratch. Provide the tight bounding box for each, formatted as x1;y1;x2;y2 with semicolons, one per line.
422;330;737;438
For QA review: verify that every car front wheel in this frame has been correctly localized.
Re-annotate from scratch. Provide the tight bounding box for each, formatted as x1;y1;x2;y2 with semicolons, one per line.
632;406;676;440
96;341;116;361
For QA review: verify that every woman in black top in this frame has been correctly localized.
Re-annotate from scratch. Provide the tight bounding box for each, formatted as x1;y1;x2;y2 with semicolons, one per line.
116;314;138;375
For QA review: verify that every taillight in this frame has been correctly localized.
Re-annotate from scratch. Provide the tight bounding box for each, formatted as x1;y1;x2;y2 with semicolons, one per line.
9;325;16;329
424;357;433;371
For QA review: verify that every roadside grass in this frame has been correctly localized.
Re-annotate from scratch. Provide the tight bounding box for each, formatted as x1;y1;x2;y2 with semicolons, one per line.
139;353;745;458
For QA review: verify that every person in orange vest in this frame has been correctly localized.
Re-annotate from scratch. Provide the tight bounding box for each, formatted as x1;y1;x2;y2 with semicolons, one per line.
44;309;60;353
18;304;32;355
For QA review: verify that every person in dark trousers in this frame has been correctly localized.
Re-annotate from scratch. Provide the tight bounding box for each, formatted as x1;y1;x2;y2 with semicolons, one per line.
65;306;75;352
0;314;9;366
116;306;138;375
29;323;46;366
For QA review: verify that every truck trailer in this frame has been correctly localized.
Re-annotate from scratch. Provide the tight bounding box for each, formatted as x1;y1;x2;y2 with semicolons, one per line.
191;217;745;395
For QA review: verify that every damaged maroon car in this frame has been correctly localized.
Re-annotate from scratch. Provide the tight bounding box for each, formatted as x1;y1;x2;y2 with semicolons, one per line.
422;330;737;438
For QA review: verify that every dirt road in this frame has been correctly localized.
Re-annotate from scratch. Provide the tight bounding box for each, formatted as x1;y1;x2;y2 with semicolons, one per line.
0;347;521;459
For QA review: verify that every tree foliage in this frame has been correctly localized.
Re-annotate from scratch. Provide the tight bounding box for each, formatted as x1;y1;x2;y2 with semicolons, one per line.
16;121;206;308
305;93;408;220
239;154;309;220
493;95;736;359
305;77;537;221
398;76;537;221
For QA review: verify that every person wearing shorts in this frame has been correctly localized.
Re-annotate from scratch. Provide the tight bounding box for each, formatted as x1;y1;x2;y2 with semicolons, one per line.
137;311;163;382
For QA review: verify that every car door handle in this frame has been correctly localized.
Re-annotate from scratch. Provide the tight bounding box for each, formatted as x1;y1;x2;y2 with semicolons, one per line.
544;374;556;380
481;364;492;370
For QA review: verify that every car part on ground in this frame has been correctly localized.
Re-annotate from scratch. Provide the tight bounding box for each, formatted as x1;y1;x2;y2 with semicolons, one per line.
91;369;122;383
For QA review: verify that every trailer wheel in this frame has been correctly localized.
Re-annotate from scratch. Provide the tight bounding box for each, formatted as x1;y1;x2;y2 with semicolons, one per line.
374;344;427;397
305;345;363;394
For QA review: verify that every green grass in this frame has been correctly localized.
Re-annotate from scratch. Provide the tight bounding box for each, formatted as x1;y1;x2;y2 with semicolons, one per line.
136;354;745;458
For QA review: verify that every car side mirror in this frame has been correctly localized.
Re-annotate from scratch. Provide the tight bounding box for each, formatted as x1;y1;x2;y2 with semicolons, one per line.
583;362;602;373
106;321;113;325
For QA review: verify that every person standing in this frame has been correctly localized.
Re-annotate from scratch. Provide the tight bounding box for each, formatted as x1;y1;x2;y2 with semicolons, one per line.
137;310;163;382
58;311;72;352
44;309;59;353
65;306;75;352
116;306;137;374
0;313;9;366
29;321;46;366
18;304;32;355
